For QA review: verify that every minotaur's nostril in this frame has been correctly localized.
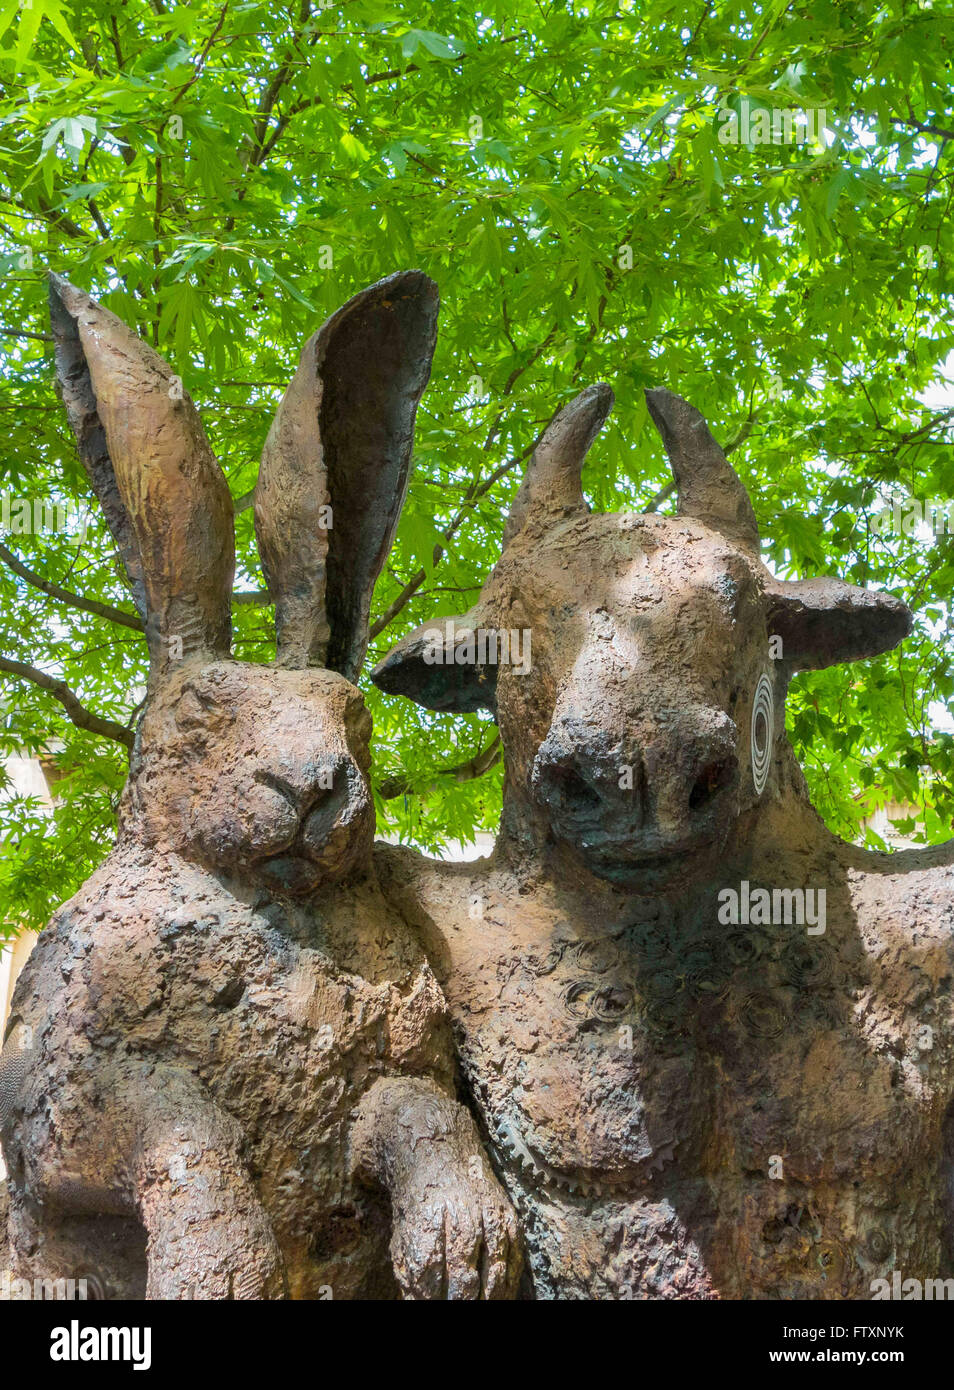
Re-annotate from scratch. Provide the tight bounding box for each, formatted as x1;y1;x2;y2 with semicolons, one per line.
552;766;602;812
301;766;370;864
253;769;303;809
688;759;735;812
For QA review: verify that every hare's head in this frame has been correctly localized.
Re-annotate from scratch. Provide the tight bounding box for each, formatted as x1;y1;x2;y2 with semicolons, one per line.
51;271;437;895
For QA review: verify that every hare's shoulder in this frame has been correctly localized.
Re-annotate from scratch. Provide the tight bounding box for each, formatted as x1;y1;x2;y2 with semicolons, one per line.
16;852;279;1034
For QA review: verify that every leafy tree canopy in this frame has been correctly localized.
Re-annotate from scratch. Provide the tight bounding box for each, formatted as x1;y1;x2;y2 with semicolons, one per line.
0;0;952;932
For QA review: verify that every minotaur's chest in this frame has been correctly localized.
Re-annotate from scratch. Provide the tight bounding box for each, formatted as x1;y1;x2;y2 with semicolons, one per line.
431;889;953;1298
437;890;951;1195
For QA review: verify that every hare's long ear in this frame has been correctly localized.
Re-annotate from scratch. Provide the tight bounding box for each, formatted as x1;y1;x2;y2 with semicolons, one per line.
49;275;234;671
50;274;146;620
255;270;438;681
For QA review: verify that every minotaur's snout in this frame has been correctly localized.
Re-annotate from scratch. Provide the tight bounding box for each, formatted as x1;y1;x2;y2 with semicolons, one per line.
530;710;740;877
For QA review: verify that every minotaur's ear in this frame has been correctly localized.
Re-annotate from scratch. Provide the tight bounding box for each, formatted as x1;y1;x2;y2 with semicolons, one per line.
49;274;234;670
765;576;913;669
371;613;499;713
255;270;438;681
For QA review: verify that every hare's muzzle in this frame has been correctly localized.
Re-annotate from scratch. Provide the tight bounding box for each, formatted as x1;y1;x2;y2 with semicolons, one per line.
254;758;373;895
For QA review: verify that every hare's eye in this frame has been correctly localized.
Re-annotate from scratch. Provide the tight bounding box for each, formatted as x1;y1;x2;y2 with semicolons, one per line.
176;686;226;733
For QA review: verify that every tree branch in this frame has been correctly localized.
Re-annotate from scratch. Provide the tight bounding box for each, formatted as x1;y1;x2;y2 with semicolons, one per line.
170;2;229;105
892;114;954;143
378;736;501;800
368;431;545;641
0;327;53;342
0;656;134;750
1;540;273;620
0;542;144;631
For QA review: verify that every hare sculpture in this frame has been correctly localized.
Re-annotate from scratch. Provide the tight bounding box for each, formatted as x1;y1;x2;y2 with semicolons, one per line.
0;272;520;1301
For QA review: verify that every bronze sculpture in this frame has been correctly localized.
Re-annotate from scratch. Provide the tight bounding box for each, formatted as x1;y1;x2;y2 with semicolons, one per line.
374;383;954;1298
0;273;520;1300
3;270;952;1301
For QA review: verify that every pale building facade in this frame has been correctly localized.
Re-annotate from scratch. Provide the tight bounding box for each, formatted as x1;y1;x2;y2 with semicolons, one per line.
0;754;52;1181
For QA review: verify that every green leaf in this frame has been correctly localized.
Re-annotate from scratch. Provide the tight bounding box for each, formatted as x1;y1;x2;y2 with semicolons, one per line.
399;28;463;61
339;129;369;161
825;170;849;218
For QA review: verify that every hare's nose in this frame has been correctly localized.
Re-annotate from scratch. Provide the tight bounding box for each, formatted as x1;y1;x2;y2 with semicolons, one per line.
300;763;368;859
254;758;349;818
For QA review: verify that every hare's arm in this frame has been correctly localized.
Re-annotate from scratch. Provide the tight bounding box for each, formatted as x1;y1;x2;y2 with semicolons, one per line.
131;1068;285;1300
4;1035;283;1299
351;1076;522;1299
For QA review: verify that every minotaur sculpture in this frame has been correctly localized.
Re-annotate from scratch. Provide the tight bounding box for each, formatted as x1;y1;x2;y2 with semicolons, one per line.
373;383;954;1298
0;273;520;1300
